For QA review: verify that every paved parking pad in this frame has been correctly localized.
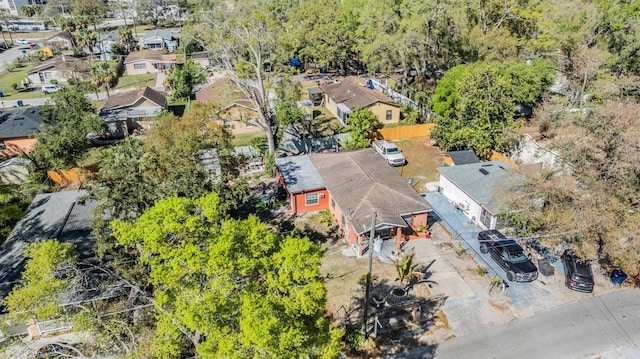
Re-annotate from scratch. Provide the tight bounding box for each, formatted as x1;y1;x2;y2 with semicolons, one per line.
422;191;615;313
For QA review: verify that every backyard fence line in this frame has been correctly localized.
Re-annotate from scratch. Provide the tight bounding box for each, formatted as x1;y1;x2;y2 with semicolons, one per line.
379;124;434;140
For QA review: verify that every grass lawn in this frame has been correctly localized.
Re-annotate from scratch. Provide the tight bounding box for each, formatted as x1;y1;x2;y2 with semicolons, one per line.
114;73;157;90
0;63;47;100
6;32;57;40
393;137;444;193
233;132;265;148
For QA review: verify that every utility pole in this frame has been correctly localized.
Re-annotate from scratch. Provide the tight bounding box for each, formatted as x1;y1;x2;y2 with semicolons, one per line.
362;212;377;336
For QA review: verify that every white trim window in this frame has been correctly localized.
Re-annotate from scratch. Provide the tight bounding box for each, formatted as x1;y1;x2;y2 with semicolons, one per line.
133;63;146;70
305;193;319;206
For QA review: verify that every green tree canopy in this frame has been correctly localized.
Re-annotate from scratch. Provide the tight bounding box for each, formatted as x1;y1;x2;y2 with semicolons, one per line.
4;239;75;321
110;193;342;358
430;60;554;158
343;108;381;150
165;58;207;101
26;88;104;172
0;183;30;243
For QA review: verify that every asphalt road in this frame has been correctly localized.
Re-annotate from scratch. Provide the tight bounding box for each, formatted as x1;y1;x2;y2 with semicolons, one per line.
0;92;107;109
394;288;640;359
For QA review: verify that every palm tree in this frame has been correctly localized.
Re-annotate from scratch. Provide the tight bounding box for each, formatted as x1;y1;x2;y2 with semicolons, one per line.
116;26;135;53
91;62;117;97
76;29;97;60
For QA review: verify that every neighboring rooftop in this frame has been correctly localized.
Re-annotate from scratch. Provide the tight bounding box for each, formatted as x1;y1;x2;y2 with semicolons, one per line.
101;86;167;111
275;155;325;194
438;160;524;214
320;76;400;111
0;190;97;305
195;77;253;109
444;150;481;166
310;149;430;234
124;49;176;63
142;29;173;40
0;106;44;139
27;55;79;74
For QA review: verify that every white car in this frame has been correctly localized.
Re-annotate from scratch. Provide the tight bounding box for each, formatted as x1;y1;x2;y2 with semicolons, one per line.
16;38;29;45
42;85;61;94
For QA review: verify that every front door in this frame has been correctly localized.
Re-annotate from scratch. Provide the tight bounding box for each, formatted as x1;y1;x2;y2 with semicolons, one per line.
38;73;45;83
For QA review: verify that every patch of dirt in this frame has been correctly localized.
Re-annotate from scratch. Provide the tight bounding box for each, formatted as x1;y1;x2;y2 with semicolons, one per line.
393;138;444;192
488;299;510;312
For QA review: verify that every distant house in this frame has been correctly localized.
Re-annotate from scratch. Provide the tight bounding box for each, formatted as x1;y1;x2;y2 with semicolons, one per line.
99;86;167;137
0;190;98;303
92;30;119;61
124;49;177;75
437;161;524;230
320;76;402;126
44;31;75;50
140;29;178;51
189;51;212;69
443;150;481;166
27;55;89;85
0;106;44;157
276;149;431;255
194;78;262;135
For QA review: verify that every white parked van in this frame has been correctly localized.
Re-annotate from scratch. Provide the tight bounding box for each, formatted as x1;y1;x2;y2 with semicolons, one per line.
42;85;61;94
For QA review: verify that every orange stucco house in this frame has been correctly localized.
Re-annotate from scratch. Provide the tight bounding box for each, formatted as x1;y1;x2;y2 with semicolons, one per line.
276;149;431;256
0;107;44;158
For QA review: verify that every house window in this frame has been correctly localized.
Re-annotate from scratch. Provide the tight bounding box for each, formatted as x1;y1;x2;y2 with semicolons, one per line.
305;193;319;206
386;110;392;121
44;72;52;79
480;208;491;228
331;199;335;208
133;63;146;70
148;43;163;49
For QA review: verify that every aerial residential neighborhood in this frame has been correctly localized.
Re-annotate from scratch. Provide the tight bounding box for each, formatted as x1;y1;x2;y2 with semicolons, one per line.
0;1;639;359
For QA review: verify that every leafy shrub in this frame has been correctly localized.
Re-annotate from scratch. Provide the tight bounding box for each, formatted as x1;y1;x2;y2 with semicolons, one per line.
343;325;365;349
50;79;58;85
10;83;18;90
476;266;487;276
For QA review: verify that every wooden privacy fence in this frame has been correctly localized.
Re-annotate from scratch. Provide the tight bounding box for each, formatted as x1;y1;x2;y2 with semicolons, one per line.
379;123;434;140
489;151;520;170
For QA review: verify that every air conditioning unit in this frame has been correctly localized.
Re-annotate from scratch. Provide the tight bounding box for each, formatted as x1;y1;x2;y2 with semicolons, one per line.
319;193;325;198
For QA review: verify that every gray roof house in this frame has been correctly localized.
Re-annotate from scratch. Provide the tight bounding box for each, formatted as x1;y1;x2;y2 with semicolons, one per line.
140;29;178;51
92;30;119;61
437;160;523;230
0;106;44;157
276;155;325;196
0;190;98;305
99;87;167;138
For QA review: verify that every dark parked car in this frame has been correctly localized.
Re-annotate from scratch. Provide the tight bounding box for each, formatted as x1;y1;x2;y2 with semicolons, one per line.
562;253;594;293
478;230;538;282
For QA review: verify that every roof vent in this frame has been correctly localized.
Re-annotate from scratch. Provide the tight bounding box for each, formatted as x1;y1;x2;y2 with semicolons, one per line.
481;164;493;167
479;168;489;175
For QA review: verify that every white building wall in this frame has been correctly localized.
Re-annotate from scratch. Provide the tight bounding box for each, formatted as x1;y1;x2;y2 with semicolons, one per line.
439;175;487;228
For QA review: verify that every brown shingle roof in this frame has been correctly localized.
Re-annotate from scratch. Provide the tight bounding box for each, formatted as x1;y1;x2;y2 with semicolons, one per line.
310;149;430;234
101;87;167;110
27;55;80;74
195;77;254;110
320;76;400;111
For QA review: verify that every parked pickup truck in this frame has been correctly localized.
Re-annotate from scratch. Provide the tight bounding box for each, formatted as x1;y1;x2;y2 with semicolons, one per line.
478;230;538;282
372;140;406;166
